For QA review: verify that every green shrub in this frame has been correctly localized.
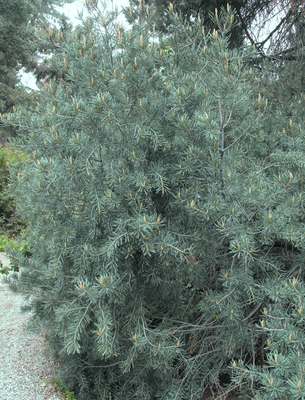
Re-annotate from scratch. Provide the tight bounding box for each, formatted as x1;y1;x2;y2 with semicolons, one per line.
0;234;15;251
1;4;305;400
0;233;31;275
0;145;28;237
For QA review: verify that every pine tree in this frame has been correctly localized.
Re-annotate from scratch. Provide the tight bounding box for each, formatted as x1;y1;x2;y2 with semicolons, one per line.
2;2;305;399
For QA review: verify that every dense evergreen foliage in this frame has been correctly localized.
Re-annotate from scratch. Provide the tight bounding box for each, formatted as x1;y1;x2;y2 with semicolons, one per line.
2;2;305;399
0;0;76;237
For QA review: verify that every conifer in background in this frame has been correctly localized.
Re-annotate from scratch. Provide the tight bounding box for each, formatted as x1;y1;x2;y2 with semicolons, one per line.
0;0;76;116
2;1;305;399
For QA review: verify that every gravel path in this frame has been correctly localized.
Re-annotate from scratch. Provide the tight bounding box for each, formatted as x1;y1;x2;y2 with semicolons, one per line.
0;252;65;400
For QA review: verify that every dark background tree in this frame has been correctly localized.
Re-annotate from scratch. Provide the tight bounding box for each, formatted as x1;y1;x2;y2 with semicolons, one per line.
0;0;75;118
138;0;276;49
140;0;305;61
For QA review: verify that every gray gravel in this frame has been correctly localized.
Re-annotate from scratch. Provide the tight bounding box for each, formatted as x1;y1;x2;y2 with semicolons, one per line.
0;253;65;400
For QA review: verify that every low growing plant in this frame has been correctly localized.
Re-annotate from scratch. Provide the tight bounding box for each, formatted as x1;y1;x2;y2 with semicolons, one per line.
0;234;31;275
0;234;15;251
43;378;101;400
